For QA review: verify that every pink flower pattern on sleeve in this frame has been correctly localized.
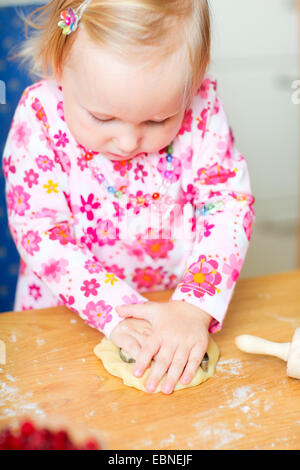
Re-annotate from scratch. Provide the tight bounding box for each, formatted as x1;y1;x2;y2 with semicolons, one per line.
2;75;254;337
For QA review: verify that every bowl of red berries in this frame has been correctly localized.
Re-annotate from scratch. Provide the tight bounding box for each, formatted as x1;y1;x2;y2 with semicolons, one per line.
0;416;104;450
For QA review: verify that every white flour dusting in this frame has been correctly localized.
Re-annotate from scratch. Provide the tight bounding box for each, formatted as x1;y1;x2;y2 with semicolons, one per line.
263;400;273;412
248;399;260;417
240;405;251;414
240;400;262;419
17;403;45;416
0;381;45;419
0;382;19;399
70;319;77;324
133;438;153;449
144;425;155;432
251;398;260;407
10;332;17;343
233;418;243;430
194;422;244;449
228;392;273;420
36;338;45;346
141;439;153;446
216;359;243;376
109;401;119;412
224;386;255;409
258;293;271;300
5;374;16;382
2;408;16;417
248;422;262;429
159;434;176;447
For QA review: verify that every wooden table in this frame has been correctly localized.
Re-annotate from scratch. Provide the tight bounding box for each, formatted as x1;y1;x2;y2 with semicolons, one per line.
0;270;299;450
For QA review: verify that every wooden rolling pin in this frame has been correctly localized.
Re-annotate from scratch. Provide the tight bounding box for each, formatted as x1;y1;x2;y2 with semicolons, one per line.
235;328;300;379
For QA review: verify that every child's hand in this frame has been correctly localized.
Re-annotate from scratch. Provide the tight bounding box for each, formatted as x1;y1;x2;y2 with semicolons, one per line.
115;300;211;394
109;317;152;360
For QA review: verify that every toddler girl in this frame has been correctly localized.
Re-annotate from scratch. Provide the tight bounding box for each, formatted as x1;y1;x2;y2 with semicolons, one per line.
3;0;254;394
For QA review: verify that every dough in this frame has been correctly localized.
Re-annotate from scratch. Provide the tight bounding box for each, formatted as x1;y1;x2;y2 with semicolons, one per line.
94;337;219;393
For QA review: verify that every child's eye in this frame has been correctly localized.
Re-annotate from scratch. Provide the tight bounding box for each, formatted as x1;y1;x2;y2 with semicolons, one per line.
88;112;168;125
146;119;168;125
90;114;113;124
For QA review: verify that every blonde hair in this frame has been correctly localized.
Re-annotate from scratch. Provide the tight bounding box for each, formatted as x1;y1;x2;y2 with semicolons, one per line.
9;0;210;106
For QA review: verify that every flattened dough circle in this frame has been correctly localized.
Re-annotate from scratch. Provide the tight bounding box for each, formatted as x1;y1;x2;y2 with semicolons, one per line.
94;337;219;393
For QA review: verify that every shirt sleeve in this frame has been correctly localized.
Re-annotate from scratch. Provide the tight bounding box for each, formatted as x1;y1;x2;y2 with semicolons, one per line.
2;88;148;339
170;77;255;333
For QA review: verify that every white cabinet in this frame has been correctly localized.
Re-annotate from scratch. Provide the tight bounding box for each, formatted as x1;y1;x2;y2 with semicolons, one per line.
209;0;299;277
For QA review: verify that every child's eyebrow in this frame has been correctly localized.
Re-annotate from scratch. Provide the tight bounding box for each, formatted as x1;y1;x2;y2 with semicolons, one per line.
86;108;179;121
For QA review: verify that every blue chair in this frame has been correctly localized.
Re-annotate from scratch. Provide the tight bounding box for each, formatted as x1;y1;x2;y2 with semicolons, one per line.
0;4;43;312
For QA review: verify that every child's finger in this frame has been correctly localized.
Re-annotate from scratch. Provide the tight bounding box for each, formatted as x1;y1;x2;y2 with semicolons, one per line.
116;301;153;320
116;334;142;362
180;343;206;384
126;329;151;349
132;335;160;379
161;345;190;394
144;343;177;393
123;318;152;336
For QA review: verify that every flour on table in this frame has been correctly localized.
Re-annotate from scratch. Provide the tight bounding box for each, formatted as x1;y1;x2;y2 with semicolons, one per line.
192;421;244;449
10;332;17;343
223;386;256;409
216;358;242;376
36;338;45;346
159;434;176;447
5;374;16;382
0;381;45;419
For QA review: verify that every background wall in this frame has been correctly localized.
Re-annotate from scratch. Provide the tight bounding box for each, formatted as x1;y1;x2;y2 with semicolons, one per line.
0;0;299;311
208;0;299;277
0;0;42;4
0;0;41;311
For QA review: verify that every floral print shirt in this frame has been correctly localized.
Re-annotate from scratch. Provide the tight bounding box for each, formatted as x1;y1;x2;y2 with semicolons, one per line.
2;75;255;338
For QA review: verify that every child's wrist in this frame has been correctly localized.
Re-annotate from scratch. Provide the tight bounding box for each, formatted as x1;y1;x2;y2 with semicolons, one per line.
196;307;212;328
170;300;212;328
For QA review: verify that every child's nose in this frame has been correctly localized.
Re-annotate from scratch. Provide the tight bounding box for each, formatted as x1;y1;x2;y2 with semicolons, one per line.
115;126;142;155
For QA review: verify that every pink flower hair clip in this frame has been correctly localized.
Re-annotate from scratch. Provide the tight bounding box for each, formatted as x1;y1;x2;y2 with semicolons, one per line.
58;0;92;35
